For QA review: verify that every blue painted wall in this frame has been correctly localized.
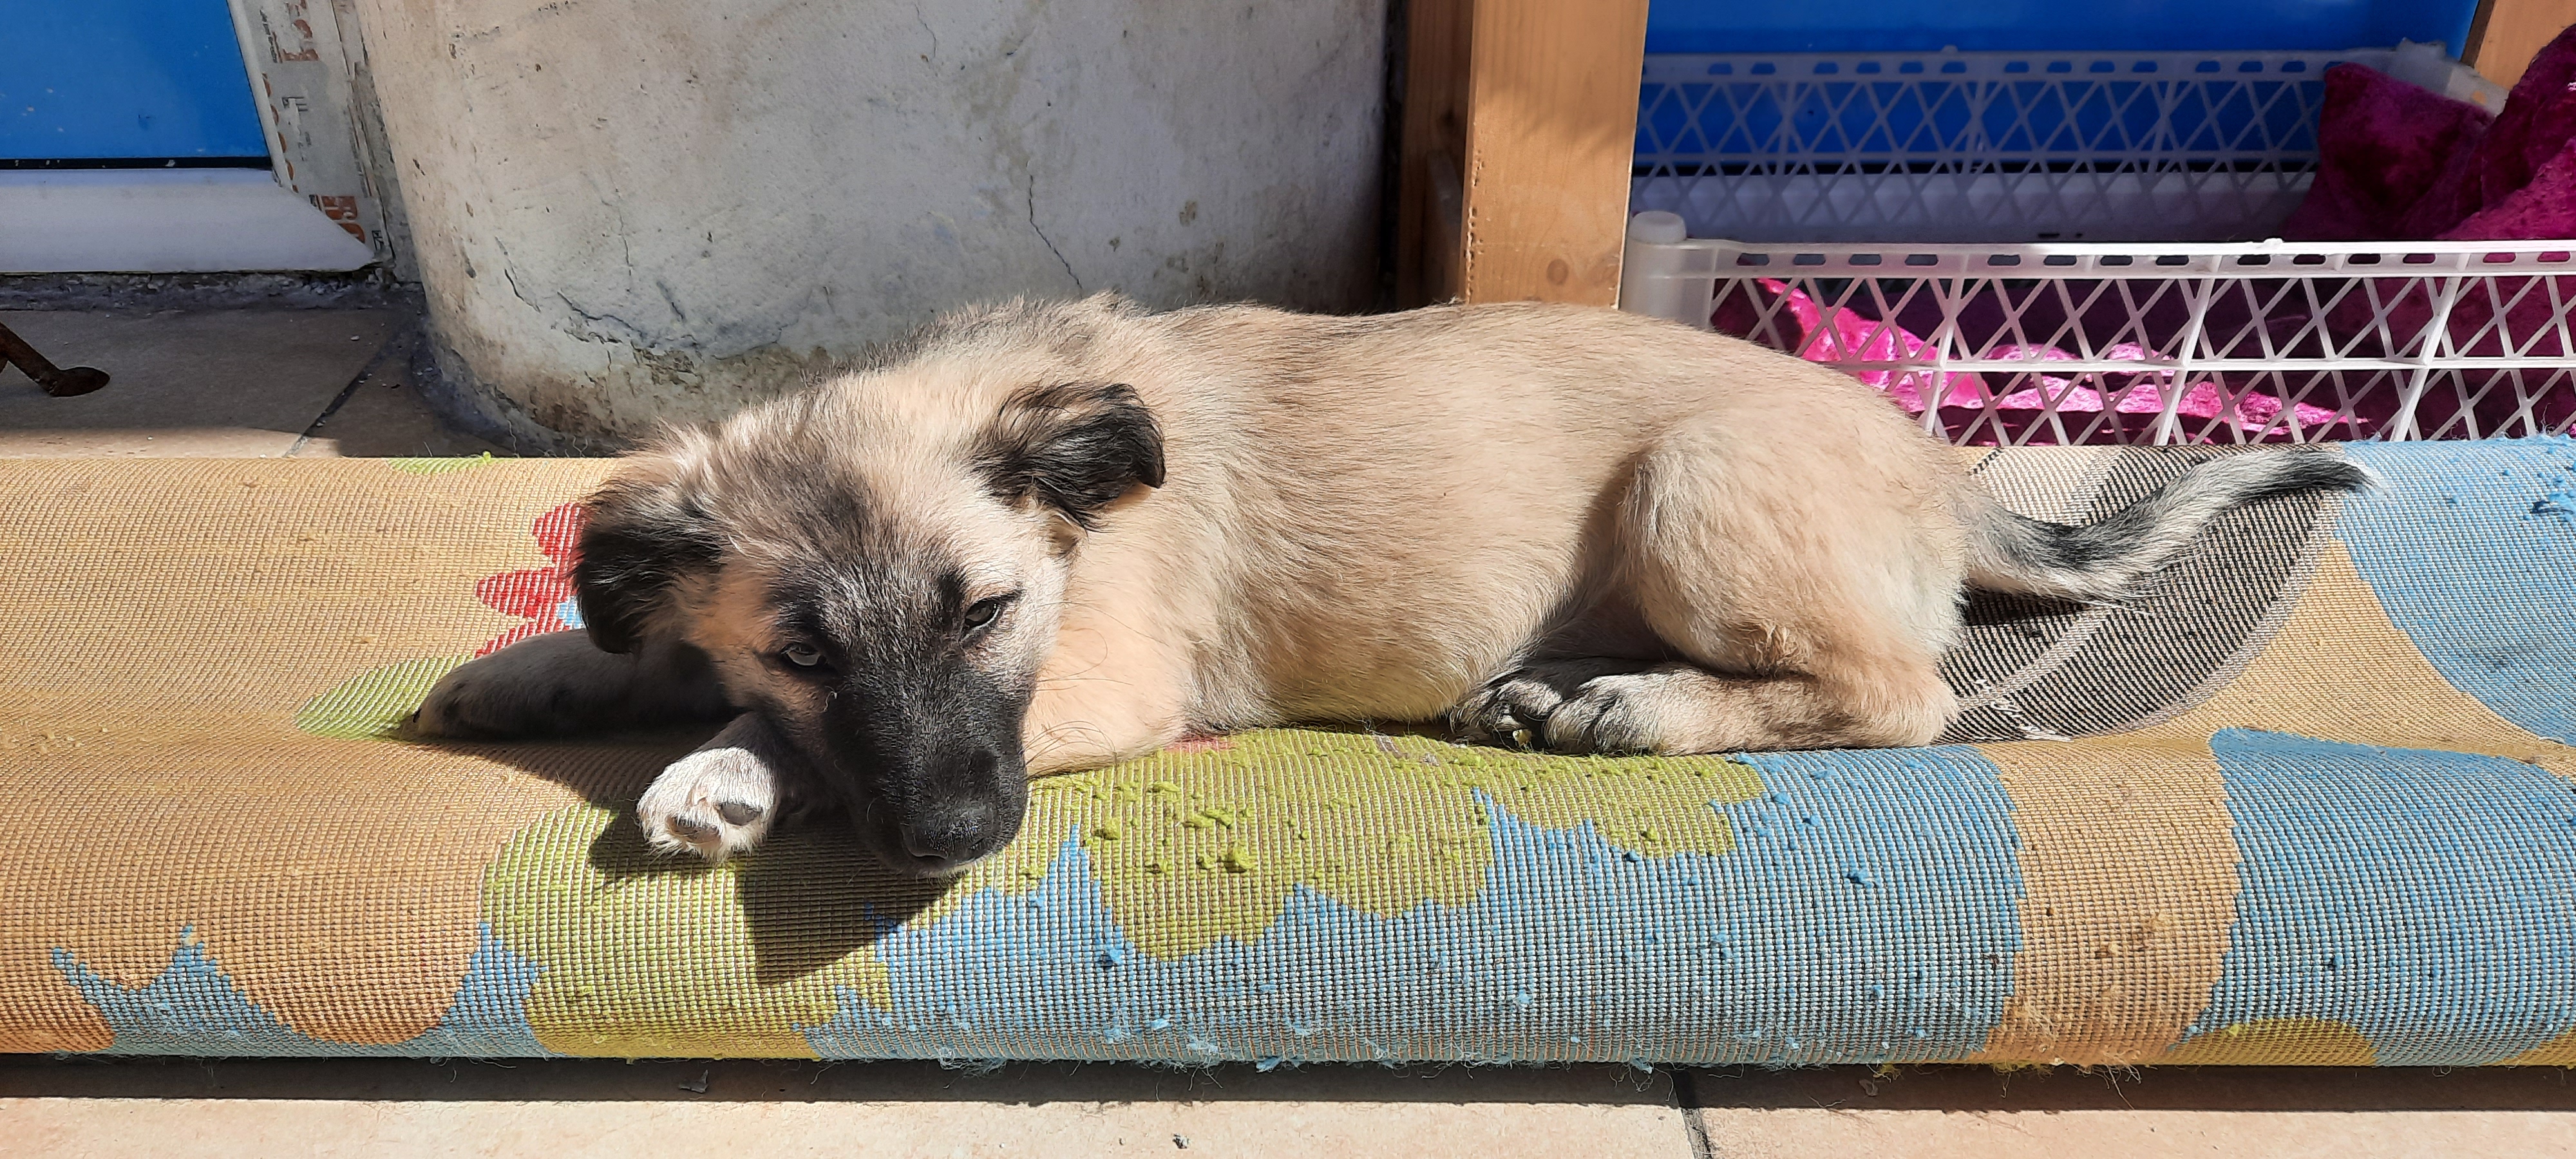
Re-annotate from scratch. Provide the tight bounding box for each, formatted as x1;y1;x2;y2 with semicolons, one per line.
1646;0;2484;55
0;0;270;162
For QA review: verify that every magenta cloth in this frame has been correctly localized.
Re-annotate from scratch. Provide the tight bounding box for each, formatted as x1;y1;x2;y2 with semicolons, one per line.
2269;32;2576;442
2284;26;2576;242
2452;27;2576;239
1742;279;2344;446
1709;36;2576;446
2277;63;2493;241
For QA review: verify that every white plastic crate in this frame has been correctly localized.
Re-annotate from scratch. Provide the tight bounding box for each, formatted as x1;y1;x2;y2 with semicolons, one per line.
1620;231;2576;445
1620;47;2572;447
1631;44;2503;245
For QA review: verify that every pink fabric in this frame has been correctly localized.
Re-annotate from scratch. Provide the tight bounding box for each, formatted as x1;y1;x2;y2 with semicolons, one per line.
1727;269;2576;443
2454;28;2576;238
2278;63;2493;241
1719;36;2576;446
1762;277;1976;408
2285;26;2576;242
1758;279;2343;443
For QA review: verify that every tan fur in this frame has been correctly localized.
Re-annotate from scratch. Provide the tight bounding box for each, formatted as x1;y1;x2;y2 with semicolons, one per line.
417;294;2344;868
882;297;1978;756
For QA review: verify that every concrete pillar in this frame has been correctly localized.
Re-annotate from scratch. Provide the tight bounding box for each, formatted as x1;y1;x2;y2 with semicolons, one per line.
350;0;1390;447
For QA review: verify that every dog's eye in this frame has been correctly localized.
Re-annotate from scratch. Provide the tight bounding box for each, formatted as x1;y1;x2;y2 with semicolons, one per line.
781;643;826;668
961;594;1014;634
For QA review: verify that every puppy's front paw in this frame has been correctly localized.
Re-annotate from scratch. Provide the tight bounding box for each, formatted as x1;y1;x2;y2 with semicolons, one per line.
410;659;530;739
636;722;806;862
407;630;620;739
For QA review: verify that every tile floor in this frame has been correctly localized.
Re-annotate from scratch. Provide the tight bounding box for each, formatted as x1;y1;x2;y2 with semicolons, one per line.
4;305;2573;1157
8;1055;2576;1158
0;306;504;458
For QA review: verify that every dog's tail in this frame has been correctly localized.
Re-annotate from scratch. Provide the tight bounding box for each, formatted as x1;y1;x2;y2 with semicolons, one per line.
1964;450;2375;601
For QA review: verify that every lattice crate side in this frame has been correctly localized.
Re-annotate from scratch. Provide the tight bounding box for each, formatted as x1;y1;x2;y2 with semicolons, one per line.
1622;237;2576;447
1631;48;2473;245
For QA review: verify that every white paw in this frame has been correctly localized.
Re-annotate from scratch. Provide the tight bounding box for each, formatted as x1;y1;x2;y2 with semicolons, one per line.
637;742;786;862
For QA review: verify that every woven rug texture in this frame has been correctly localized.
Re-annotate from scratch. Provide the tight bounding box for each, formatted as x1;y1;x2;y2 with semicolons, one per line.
3;440;2571;1065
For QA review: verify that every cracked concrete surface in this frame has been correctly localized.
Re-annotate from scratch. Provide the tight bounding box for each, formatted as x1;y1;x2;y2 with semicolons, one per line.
348;0;1390;445
1028;172;1084;294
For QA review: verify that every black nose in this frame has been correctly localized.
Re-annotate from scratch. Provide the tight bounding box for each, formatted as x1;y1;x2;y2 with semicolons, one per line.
898;798;1003;868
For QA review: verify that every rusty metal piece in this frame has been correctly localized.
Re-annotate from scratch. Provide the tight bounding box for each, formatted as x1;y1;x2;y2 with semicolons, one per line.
0;317;108;397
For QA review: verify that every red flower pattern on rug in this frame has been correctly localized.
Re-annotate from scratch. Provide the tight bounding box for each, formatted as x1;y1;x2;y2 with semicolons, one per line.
473;502;585;656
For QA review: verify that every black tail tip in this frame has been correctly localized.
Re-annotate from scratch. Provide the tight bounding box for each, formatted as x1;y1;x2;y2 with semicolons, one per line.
2244;451;2380;504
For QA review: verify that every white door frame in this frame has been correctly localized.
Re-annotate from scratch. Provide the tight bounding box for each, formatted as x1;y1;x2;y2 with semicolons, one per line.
223;0;411;272
0;1;399;274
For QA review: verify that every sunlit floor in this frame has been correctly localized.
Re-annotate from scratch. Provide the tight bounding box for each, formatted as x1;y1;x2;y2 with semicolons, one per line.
0;305;504;459
8;1055;2576;1158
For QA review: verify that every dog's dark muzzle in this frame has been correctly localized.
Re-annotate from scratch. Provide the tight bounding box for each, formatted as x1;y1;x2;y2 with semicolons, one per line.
881;745;1025;874
817;672;1031;877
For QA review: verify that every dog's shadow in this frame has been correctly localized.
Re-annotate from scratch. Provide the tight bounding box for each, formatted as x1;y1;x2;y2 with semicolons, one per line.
408;727;947;988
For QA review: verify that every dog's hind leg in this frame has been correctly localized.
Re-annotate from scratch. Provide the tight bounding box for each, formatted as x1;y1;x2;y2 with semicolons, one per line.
1459;653;1951;755
410;630;736;739
1456;410;1964;755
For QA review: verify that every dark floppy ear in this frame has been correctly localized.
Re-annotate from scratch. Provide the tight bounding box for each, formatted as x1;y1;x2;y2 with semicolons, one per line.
976;381;1166;527
571;452;724;654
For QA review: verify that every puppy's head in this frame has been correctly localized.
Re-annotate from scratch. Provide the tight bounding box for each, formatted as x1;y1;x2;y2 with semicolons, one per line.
574;376;1162;876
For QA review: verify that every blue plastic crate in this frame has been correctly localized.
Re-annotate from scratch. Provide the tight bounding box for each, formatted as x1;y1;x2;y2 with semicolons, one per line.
1630;48;2496;243
1645;0;2482;57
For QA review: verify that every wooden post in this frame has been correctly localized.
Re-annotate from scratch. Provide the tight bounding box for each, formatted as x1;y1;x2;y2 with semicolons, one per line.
2465;0;2576;87
1396;0;1473;306
1455;0;1649;306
